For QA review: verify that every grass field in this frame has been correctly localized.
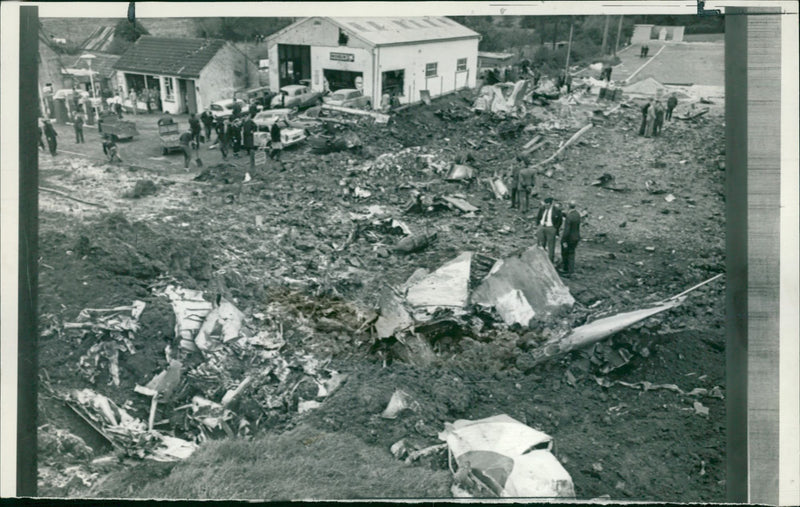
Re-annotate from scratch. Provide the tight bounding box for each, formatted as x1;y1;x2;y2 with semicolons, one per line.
91;423;452;500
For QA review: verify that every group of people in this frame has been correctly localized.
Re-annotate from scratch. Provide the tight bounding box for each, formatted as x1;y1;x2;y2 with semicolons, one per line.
639;44;651;58
639;93;678;138
508;157;582;277
106;87;162;119
161;107;284;173
534;197;582;277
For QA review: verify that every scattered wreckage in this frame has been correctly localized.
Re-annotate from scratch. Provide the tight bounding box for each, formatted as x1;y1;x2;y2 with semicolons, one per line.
439;414;575;498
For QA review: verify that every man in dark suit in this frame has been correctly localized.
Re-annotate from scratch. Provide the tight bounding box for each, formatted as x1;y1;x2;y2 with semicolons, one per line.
242;111;257;172
535;197;563;263
560;200;581;276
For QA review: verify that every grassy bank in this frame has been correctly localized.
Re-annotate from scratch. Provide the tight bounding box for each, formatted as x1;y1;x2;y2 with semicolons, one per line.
90;423;452;500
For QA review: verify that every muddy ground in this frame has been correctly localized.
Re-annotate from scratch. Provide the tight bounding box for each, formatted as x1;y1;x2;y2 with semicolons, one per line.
36;86;726;501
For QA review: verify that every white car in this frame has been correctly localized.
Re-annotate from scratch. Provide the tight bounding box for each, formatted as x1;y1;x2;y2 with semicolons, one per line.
252;114;307;148
209;99;250;120
322;88;372;109
269;84;325;110
253;108;294;131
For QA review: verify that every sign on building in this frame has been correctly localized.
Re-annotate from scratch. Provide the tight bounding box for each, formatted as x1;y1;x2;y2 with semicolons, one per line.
330;52;355;62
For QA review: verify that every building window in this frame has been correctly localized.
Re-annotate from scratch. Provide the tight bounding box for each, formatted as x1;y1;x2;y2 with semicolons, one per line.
425;62;438;78
456;58;467;72
163;77;174;102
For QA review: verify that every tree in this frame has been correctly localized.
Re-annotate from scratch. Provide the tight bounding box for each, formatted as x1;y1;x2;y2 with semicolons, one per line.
115;18;149;42
107;18;149;54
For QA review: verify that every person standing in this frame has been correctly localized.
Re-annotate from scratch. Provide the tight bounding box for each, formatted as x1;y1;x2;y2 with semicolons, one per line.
129;88;138;115
666;93;678;121
268;120;284;169
653;101;665;136
639;101;650;136
511;158;535;213
73;112;85;144
188;113;201;146
242;112;257;172
559;201;581;276
535;198;563;263
230;117;242;158
38;120;46;151
178;129;202;170
43;119;58;156
218;117;231;160
114;94;123;119
201;110;214;144
644;99;656;138
145;89;152;114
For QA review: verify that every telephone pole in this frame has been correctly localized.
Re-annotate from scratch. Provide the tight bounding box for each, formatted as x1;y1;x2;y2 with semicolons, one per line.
614;15;624;56
564;21;574;76
601;15;610;55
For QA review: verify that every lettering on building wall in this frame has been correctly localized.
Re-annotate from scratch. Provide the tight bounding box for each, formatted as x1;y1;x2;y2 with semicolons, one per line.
330;52;355;62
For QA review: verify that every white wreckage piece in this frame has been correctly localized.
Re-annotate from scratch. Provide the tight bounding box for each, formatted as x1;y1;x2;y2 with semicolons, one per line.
471;246;575;326
439;414;575;498
472;80;529;115
161;285;246;354
66;388;197;462
68;300;147;387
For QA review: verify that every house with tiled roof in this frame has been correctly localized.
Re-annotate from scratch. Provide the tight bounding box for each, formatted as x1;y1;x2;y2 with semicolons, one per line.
114;36;252;114
265;17;480;105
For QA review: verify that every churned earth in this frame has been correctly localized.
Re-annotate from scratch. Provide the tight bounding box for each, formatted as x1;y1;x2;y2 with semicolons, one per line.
36;75;725;501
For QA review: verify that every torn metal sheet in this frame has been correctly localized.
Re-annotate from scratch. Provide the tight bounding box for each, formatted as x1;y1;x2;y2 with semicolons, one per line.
162;285;214;352
446;164;476;181
493;289;536;327
194;297;246;352
374;290;414;339
405;252;473;314
439;414;574;498
555;297;685;355
381;389;420;419
440;195;479;213
65;388;197;462
471;246;574;325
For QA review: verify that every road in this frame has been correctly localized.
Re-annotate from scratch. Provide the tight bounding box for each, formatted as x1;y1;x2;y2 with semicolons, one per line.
577;40;724;87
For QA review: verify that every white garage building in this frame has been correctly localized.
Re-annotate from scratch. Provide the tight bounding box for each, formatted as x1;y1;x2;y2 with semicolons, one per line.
266;17;480;106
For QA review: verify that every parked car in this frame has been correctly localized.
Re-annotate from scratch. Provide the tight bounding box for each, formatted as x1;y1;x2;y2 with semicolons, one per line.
233;86;277;112
253;124;308;149
252;108;310;147
269;85;325;110
322;88;372;109
209;99;250;120
253;108;324;132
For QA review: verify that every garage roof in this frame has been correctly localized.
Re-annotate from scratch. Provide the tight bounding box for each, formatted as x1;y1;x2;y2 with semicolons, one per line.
114;36;227;78
270;17;480;47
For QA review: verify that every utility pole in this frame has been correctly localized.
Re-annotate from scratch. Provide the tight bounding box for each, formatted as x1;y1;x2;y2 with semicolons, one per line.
564;21;574;76
601;15;610;55
552;17;560;50
614;15;624;56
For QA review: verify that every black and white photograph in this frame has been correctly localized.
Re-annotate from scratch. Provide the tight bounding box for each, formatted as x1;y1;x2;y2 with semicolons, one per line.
1;1;798;503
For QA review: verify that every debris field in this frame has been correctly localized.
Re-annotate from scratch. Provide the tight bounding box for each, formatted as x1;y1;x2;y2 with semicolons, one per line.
36;80;726;501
